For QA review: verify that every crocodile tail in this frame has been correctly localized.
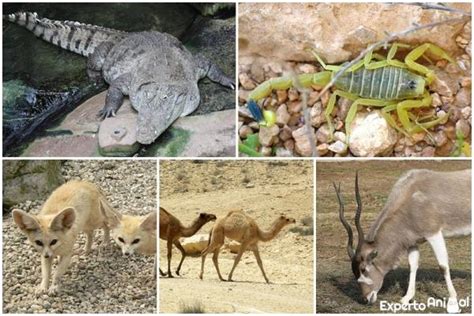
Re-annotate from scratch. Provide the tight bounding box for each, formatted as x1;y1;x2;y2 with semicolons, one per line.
4;12;126;57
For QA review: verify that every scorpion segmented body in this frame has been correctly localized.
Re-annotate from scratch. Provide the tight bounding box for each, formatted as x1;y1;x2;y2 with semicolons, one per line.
335;66;424;100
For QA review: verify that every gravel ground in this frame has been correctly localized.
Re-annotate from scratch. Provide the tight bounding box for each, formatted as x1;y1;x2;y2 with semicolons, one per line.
3;160;157;313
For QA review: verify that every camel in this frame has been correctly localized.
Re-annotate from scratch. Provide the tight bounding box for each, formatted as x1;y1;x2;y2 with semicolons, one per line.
199;210;296;283
159;207;216;277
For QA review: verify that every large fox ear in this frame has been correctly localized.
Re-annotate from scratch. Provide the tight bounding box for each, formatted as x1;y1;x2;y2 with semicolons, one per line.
50;208;76;231
100;200;122;229
140;211;157;231
12;209;40;232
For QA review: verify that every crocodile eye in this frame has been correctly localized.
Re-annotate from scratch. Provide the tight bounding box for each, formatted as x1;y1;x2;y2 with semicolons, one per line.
50;239;58;246
35;240;43;247
132;238;140;245
118;237;125;243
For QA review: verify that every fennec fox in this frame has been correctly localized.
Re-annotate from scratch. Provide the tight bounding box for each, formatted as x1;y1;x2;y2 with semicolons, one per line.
12;181;112;295
101;207;156;255
101;206;156;276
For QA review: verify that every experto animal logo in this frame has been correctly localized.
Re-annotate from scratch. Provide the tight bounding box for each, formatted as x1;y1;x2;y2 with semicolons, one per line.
380;297;471;313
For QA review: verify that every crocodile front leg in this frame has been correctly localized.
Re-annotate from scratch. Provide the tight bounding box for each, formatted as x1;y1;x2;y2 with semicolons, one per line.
98;73;131;119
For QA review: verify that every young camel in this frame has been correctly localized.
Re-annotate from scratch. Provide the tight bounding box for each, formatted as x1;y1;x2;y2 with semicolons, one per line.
199;210;296;283
159;207;216;277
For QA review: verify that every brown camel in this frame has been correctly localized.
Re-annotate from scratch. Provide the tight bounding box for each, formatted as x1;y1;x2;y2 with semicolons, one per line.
199;210;295;283
159;207;216;277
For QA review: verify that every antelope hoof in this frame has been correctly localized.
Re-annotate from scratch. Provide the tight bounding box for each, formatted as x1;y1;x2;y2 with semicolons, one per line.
400;296;412;305
447;298;460;313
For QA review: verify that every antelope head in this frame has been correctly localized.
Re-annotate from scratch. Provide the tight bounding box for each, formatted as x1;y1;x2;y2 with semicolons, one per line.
333;172;383;304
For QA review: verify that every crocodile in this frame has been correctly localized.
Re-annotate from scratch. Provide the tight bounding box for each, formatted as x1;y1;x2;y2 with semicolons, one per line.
4;12;235;144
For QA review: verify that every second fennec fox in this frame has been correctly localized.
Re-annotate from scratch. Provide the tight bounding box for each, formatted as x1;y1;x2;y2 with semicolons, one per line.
100;207;157;256
12;181;113;295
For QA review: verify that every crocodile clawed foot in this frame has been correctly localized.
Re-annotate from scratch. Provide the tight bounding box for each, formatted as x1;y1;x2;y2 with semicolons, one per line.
98;108;117;120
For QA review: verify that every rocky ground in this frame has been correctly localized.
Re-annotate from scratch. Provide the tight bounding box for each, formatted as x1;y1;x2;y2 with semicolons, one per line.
238;4;471;157
316;161;471;313
159;160;314;313
3;160;157;313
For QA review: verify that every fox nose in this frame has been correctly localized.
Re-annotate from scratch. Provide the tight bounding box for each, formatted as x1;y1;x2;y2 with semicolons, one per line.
123;251;131;256
44;254;50;258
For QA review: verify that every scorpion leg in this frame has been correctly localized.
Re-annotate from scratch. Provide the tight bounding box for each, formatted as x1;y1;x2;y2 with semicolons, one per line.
396;93;450;134
345;98;398;137
363;43;409;70
325;90;358;140
405;43;454;84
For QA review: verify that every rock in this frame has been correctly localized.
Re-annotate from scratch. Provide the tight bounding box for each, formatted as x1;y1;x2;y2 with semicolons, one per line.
191;3;234;16
431;93;442;107
276;90;288;104
3;161;63;209
260;146;273;156
310;102;325;127
239;125;253;139
22;135;99;157
180;234;209;255
152;109;235;157
275;148;293;157
334;131;346;142
421;146;436;157
284;139;295;151
183;16;235;114
429;69;460;97
316;143;329;156
259;125;280;146
238;105;253;119
238;89;250;103
292;126;315;157
348;111;398;157
454;88;471;108
461;106;471;120
316;124;330;144
239;3;467;63
434;131;448;147
455;119;470;138
238;72;256;90
276;104;290;126
288;101;302;114
288;88;299;101
336;98;352;120
328;140;347;155
279;125;293;141
98;113;140;157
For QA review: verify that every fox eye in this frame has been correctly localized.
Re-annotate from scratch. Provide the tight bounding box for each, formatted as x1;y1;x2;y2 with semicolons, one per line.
35;240;43;246
132;238;140;244
50;239;58;246
118;237;125;243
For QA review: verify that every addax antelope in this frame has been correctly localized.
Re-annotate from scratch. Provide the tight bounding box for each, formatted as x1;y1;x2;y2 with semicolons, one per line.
334;169;471;311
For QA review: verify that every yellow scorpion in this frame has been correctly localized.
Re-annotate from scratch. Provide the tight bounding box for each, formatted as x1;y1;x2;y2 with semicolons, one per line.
247;43;454;140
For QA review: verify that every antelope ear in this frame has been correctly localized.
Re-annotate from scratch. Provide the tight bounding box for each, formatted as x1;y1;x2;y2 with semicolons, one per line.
12;209;40;232
50;208;76;231
140;211;156;231
100;201;122;229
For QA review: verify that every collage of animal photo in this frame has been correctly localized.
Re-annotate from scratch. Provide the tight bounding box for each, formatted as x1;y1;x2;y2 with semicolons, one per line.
1;1;473;315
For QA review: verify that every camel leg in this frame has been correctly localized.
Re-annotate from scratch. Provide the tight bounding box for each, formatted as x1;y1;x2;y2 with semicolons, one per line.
251;245;270;283
174;240;186;276
212;249;225;281
228;241;250;282
166;239;174;278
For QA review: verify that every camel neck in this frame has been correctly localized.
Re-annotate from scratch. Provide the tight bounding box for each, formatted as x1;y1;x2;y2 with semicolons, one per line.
258;219;286;242
181;218;206;237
